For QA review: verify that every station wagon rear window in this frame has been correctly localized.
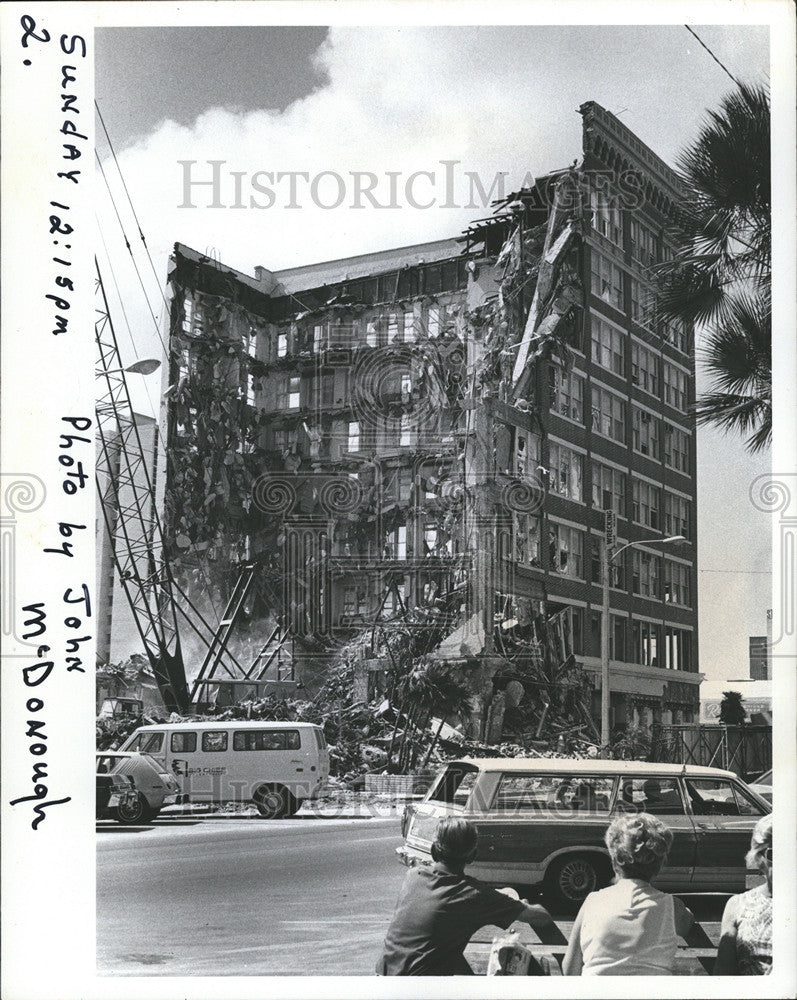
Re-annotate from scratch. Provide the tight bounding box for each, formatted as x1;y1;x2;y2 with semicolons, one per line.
684;778;766;816
233;730;301;751
171;732;197;753
202;731;228;752
492;774;615;813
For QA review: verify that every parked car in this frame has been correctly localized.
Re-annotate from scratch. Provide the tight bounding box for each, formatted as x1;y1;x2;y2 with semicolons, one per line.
398;759;771;909
96;770;137;821
747;768;772;803
96;751;181;823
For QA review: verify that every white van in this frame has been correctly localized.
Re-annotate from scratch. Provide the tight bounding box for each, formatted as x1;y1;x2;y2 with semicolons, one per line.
119;721;329;818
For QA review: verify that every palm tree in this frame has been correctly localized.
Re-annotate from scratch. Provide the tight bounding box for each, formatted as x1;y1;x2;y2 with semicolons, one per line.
657;82;771;452
719;690;747;726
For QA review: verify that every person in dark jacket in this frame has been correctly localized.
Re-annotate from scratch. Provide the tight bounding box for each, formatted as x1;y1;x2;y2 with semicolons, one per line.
376;817;556;975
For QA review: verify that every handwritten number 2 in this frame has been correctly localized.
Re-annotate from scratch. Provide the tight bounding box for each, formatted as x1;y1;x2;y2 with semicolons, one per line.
20;15;51;48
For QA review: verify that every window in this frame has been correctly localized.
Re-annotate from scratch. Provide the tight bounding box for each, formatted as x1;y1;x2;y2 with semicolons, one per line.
246;328;258;358
591;384;626;443
591;316;625;375
273;429;290;452
632;407;660;459
549;365;584;421
171;732;197;753
125;732;163;754
663;492;691;539
663;361;688;411
630;279;654;329
347;420;360;452
632;480;661;529
399;413;412;447
629;219;660;268
277;331;288;358
202;731;228;752
684;779;766;817
631;342;660;395
384;525;406;560
493;773;615;813
514;429;541;480
429;764;479;806
590;251;624;310
403;310;416;342
611;614;627;660
632;549;661;600
342;585;368;617
590;537;625;588
513;513;540;567
233;729;301;751
661;317;689;354
548;442;584;501
632;619;662;666
617;778;684;815
246;372;256;406
549;523;584;578
182;295;204;335
387;313;399;343
664;560;691;607
427;305;441;338
664;425;690;473
664;626;692;671
590;187;622;246
592;461;626;517
278;376;300;409
365;319;378;347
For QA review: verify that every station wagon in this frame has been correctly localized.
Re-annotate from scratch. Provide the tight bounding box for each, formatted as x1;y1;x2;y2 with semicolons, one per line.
398;759;771;907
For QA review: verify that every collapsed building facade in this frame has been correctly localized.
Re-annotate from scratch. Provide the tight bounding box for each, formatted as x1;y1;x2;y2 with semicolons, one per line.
161;102;701;740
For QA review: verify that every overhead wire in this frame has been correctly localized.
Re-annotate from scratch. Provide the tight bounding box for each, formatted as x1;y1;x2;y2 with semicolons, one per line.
684;25;742;88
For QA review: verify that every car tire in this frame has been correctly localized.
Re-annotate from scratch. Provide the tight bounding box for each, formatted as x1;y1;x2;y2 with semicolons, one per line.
115;792;155;824
253;784;289;819
284;795;301;818
543;853;610;911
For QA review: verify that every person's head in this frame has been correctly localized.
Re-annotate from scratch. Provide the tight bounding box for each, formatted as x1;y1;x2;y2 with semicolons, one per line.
605;812;673;882
746;814;772;884
643;779;662;801
430;817;479;870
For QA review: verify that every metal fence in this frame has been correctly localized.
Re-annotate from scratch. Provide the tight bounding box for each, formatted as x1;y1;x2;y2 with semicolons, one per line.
650;724;772;781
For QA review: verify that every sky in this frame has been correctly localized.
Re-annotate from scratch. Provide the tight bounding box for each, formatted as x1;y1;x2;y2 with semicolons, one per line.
94;20;773;685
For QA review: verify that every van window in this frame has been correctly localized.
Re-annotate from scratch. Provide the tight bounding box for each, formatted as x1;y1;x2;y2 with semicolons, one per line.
126;732;164;754
492;774;614;813
233;730;301;751
171;732;197;753
428;764;479;807
313;728;327;750
202;731;228;753
616;778;685;815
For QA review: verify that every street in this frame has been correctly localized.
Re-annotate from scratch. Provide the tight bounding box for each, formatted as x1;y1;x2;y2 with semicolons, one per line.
97;813;726;976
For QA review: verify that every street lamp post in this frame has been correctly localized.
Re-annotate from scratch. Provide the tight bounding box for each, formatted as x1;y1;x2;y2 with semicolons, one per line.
600;527;686;750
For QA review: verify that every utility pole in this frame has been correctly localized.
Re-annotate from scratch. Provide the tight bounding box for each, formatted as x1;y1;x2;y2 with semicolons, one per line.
600;510;616;750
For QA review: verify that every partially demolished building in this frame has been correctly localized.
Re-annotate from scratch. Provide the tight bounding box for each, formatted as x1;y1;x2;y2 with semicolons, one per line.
163;101;701;738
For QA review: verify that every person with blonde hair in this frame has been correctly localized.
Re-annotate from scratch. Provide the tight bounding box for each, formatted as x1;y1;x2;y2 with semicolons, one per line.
714;813;772;975
563;812;693;975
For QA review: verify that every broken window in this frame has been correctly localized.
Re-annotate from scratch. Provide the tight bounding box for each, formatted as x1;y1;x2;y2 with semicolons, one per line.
277;331;289;358
632;619;661;667
347;420;360;452
664;560;691;607
549;365;584;422
591;384;625;443
246;327;258;358
632;479;660;529
513;429;541;480
274;429;291;452
365;319;378;347
246;372;256;406
285;376;300;408
427;304;440;338
548;523;584;578
590;186;622;247
630;278;655;330
313;324;325;352
387;313;399;343
399;413;412;447
630;218;660;268
403;310;416;342
548;441;583;502
513;512;540;567
384;525;407;560
663;491;691;539
632;549;661;600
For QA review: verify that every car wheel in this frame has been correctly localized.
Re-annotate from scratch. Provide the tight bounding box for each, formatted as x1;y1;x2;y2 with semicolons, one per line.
284;795;300;818
544;854;608;910
253;785;289;819
115;792;155;824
